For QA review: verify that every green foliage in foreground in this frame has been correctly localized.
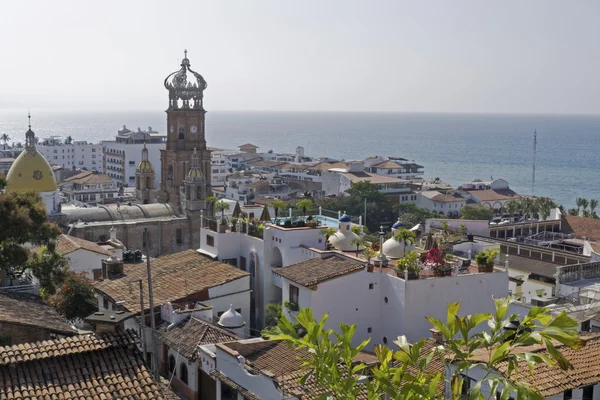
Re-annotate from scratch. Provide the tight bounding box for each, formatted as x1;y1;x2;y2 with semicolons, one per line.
268;298;585;400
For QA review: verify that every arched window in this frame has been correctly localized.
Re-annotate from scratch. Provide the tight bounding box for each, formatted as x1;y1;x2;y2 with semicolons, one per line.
168;355;176;377
146;176;151;189
180;363;188;385
186;187;191;201
178;124;185;140
196;185;202;200
167;164;174;186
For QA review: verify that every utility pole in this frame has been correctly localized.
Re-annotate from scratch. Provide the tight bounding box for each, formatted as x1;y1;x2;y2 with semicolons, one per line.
130;279;147;362
532;129;537;197
144;228;159;379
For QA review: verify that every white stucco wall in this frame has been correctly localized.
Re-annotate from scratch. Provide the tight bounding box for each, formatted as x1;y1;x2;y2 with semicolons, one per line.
65;249;108;280
206;277;251;336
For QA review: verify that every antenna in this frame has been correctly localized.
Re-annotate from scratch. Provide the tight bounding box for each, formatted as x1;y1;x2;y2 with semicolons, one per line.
532;129;537;196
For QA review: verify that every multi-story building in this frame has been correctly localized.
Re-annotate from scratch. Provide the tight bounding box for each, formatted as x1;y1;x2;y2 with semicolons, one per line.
59;170;119;204
210;149;230;186
102;126;166;188
457;178;523;214
37;136;103;171
364;155;425;180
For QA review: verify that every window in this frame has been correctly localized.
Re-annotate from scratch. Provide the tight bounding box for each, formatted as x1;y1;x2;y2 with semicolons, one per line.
583;385;593;400
369;283;374;290
289;284;299;305
221;384;238;400
240;256;246;271
383;336;387;344
582;319;591;332
460;374;476;395
564;389;573;400
168;355;176;377
222;258;237;267
102;296;108;309
206;235;214;246
180;363;188;385
367;327;372;333
92;148;96;152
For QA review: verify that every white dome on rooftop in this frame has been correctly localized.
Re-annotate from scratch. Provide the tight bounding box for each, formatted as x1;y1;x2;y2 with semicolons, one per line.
218;305;245;328
382;237;415;259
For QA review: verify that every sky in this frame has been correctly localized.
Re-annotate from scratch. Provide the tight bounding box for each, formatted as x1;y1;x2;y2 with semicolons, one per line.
1;1;599;114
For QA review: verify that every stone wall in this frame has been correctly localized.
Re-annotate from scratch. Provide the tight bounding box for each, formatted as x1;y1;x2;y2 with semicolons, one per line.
68;217;192;257
0;322;51;345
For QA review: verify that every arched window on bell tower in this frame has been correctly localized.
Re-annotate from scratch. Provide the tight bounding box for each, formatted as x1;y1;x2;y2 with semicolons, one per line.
178;122;185;140
196;185;202;201
146;176;151;189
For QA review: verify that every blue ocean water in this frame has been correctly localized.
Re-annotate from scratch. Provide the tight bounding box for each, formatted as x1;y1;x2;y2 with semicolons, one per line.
1;109;599;208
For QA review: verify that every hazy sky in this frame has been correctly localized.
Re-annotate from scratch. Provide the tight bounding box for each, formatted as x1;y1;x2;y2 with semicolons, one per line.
1;1;599;113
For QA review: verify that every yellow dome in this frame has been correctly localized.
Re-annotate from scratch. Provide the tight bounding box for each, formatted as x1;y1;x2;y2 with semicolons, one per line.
136;159;154;173
6;149;57;192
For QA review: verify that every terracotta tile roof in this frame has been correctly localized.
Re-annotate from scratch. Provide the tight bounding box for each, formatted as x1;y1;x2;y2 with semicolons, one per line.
465;189;523;202
421;191;465;203
158;317;237;360
273;256;365;287
342;171;409;185
306;161;348;172
476;332;600;397
219;340;372;399
238;143;259;149
0;331;179;400
0;290;76;336
562;215;600;241
54;234;113;256
247;179;270;188
372;160;403;169
61;170;113;185
94;249;249;314
245;160;288;168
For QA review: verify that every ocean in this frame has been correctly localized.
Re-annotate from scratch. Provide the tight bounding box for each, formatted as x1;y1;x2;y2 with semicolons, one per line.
1;109;599;209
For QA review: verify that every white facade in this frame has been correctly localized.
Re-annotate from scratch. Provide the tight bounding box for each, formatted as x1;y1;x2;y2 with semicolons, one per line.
102;141;164;188
280;258;508;348
417;191;467;217
64;248;110;280
210;151;229;186
38;137;103;171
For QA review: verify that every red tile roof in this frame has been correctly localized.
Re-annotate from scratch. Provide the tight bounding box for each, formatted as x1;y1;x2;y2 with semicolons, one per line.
465;189;522;202
273;256;365;287
0;330;179;399
94;249;249;314
562;215;600;241
55;234;113;256
0;290;76;337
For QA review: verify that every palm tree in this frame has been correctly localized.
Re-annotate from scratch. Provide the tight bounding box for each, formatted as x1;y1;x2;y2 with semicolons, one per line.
0;133;9;145
362;245;377;264
394;228;416;257
590;199;598;218
536;197;555;221
351;225;362;236
350;237;366;257
504;200;519;220
295;199;313;217
206;195;218;217
440;221;450;236
576;197;585;216
270;199;286;223
458;224;468;237
581;198;589;217
319;227;337;247
214;200;230;224
568;208;579;216
64;135;73;145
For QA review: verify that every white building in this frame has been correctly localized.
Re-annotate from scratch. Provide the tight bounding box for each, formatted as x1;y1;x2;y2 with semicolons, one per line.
363;155;425;180
458;178;523;214
50;234;114;280
274;252;508;347
102;126;166;188
417;190;467;217
59;170;119;204
321;162;413;199
37;136;104;171
210;149;231;186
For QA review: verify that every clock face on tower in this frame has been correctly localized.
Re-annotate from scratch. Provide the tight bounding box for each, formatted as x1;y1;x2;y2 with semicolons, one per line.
170;125;174;133
190;125;198;134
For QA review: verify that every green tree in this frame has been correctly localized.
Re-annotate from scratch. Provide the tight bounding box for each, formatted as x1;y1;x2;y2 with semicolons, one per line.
48;271;96;321
296;199;314;217
269;299;585;399
270;199;287;222
64;135;73;145
265;302;283;327
0;133;9;145
576;197;585;216
395;203;442;228
0;190;61;275
458;224;468;237
504;199;520;219
536;197;556;221
214;200;230;223
590;199;599;218
350;237;366;257
27;245;69;296
460;205;494;221
394;228;416;257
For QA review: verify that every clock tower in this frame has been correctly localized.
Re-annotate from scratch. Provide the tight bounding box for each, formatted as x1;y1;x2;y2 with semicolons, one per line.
158;50;212;212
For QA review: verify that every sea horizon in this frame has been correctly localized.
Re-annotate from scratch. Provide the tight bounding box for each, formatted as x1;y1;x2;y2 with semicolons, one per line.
1;109;599;209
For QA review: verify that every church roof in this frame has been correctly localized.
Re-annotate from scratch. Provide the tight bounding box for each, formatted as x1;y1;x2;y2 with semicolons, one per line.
62;203;178;223
6;147;57;192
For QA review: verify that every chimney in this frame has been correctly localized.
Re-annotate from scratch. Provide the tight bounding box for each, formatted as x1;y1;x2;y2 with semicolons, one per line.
84;310;134;334
430;328;444;343
102;256;124;279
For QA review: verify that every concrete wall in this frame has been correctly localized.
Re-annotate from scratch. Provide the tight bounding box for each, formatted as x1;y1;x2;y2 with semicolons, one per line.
66;249;108;280
402;272;508;343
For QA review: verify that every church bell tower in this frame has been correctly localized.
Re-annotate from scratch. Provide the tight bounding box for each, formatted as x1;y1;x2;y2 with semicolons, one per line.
158;50;212;211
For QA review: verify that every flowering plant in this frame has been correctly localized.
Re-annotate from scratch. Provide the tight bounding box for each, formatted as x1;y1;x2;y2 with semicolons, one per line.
424;248;449;271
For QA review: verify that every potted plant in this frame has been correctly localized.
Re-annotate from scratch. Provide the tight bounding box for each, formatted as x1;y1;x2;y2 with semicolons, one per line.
475;248;498;272
362;246;377;273
425;248;450;277
306;220;319;228
214;200;230;233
